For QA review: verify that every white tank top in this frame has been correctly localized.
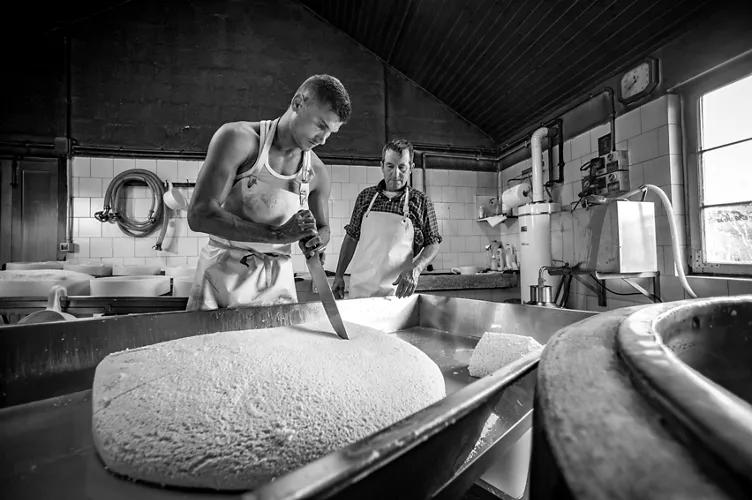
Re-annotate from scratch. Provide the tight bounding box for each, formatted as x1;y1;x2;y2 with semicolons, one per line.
214;119;314;255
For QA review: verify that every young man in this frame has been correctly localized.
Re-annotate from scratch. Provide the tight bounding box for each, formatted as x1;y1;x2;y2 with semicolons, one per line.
186;74;351;310
333;139;442;299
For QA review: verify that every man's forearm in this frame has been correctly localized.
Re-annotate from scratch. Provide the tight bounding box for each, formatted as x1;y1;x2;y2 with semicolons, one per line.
317;224;331;247
189;206;281;243
412;243;440;273
335;234;358;278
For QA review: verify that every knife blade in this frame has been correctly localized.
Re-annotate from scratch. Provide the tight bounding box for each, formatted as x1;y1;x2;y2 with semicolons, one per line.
306;255;350;340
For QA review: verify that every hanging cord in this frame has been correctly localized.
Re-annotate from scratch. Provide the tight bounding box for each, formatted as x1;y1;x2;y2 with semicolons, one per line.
94;169;169;250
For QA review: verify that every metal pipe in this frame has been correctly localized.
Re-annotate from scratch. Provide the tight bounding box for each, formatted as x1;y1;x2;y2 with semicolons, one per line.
605;87;617;151
498;86;618;159
65;35;74;246
544;118;565;187
530;127;549;202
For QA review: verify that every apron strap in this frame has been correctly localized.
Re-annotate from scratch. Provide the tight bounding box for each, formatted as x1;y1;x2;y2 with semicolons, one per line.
298;151;313;205
402;187;410;221
234;119;277;187
364;192;380;218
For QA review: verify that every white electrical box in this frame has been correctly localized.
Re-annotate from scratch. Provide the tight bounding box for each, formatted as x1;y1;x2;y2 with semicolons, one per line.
583;201;658;274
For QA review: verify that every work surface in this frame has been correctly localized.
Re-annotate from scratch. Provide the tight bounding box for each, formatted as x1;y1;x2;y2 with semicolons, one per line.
0;326;531;500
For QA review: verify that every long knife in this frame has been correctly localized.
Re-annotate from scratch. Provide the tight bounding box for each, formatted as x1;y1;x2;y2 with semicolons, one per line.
306;255;350;340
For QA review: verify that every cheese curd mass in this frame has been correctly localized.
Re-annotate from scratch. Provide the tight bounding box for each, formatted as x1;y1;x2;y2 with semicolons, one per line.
91;320;446;490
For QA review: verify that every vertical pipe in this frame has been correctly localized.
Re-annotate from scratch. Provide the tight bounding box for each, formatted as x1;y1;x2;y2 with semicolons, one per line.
65;34;74;246
530;127;549;202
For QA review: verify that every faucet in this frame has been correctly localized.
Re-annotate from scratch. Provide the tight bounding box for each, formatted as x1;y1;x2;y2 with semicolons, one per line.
538;266;553;287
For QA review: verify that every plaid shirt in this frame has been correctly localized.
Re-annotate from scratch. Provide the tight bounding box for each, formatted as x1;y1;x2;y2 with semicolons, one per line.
344;181;442;256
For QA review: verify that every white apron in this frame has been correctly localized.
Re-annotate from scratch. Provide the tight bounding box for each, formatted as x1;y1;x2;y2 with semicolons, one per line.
348;188;414;299
186;119;312;310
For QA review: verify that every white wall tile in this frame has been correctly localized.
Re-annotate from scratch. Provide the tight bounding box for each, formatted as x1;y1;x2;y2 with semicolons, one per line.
102;220;124;237
441;186;457;202
462;171;478;187
434;202;450;219
90;238;113;258
73;238;90;258
458;253;474;266
643;156;671;186
350;166;367;183
72;157;90;177
78;218;102;238
449;203;465;220
428;169;449;186
457;221;474;236
113;238;135;258
728;278;752;296
450;236;466;252
616;108;642;141
157;160;179;180
331;165;349;183
333;200;350;218
166;256;188;266
114;158;136;176
457;186;473;202
73;198;90;218
90;158;114;178
478;171;496;187
341;183;360;200
367;167;382;184
628;129;660;164
640;96;668;132
686;277;730;298
79;178;103;197
442;219;458;236
449;170;463;186
629;162;644;187
177;160;200;181
135;159;157;173
658;125;670;157
426;185;441;202
134;238;158;257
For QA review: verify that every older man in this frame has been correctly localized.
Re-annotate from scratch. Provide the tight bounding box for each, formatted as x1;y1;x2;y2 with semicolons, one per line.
333;139;442;299
186;74;351;310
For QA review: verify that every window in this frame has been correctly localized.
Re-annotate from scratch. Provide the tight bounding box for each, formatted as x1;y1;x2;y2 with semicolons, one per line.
683;55;752;276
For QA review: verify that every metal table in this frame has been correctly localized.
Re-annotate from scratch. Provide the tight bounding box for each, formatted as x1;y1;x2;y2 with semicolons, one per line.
0;295;594;499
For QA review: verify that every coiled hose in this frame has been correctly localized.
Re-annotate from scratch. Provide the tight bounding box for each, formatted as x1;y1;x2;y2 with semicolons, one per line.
94;169;169;251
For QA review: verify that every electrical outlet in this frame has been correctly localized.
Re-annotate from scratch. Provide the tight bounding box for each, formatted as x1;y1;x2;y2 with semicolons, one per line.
59;242;71;252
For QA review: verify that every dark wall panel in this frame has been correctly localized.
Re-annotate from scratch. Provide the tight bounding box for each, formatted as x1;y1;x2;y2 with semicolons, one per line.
386;69;495;149
1;37;65;140
70;0;386;155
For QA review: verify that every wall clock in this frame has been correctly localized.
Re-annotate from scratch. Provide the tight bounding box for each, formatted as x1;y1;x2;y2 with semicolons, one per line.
618;57;659;105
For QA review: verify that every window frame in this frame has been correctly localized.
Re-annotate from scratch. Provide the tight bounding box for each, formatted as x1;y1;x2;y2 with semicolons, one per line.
680;53;752;276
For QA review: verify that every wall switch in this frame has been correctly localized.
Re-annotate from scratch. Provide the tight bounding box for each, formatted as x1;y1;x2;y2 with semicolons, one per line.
59;242;71;252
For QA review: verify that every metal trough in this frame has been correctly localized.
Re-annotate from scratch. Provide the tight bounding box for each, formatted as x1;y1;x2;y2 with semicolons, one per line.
0;294;594;499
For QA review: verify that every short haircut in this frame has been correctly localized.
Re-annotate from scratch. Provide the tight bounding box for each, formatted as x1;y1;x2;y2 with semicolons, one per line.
382;138;414;163
296;75;352;123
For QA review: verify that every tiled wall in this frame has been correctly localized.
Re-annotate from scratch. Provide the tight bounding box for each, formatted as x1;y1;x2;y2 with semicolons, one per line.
498;95;752;312
67;160;500;274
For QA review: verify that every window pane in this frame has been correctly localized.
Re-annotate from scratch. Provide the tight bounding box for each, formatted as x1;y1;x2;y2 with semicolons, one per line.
702;203;752;264
700;140;752;205
701;73;752;150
